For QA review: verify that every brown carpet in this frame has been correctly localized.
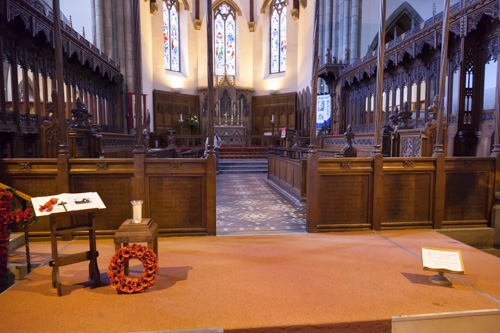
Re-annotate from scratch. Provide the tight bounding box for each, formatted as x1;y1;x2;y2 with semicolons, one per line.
1;230;500;332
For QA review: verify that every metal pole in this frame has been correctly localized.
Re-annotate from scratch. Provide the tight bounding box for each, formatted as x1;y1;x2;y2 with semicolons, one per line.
373;0;386;156
206;0;214;151
52;0;69;155
433;0;451;156
309;0;320;153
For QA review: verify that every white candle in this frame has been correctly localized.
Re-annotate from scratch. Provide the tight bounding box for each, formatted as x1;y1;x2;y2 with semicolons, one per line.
272;114;274;122
180;113;183;121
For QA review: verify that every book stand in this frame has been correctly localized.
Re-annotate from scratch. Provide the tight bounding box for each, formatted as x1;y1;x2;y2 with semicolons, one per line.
429;271;452;286
49;208;101;296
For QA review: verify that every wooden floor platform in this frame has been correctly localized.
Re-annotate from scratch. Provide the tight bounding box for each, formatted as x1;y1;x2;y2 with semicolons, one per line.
2;230;500;332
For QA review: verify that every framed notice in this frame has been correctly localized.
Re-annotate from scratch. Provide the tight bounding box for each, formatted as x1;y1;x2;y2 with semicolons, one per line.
421;247;465;274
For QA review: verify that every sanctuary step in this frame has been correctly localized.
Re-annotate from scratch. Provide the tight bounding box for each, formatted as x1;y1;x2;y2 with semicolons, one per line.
219;147;268;159
218;159;268;174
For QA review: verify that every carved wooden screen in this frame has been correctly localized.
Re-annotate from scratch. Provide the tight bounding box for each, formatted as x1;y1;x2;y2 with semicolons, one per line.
153;90;199;134
252;93;296;135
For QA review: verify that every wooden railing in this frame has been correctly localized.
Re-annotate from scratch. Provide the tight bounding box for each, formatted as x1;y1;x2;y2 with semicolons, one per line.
306;156;498;232
1;156;216;237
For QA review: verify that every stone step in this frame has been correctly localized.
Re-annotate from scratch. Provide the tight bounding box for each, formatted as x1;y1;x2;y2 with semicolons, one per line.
436;227;494;249
218;159;268;174
8;232;25;254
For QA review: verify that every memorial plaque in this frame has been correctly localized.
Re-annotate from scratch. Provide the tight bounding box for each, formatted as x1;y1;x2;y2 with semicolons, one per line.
319;175;369;225
382;174;431;222
149;176;203;229
445;172;489;220
73;176;132;230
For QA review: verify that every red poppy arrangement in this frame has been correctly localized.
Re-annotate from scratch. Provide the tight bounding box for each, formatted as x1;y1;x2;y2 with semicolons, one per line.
0;189;34;292
108;244;158;294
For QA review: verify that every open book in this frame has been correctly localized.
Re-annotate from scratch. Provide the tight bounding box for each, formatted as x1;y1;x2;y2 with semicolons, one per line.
421;247;465;274
31;192;106;217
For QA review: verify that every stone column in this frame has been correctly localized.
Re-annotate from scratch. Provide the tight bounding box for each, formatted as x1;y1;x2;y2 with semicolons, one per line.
350;0;359;62
319;0;325;66
343;0;350;64
324;0;333;63
95;0;105;51
333;0;339;62
116;0;126;71
103;0;114;59
338;0;344;63
123;0;134;93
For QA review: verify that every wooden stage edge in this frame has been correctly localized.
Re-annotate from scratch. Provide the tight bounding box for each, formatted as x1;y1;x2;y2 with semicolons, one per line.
2;230;500;333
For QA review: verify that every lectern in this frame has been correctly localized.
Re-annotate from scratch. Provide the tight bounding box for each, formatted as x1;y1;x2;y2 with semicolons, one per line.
49;209;100;296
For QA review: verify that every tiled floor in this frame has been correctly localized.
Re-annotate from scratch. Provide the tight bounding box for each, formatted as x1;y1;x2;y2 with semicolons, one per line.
216;173;307;235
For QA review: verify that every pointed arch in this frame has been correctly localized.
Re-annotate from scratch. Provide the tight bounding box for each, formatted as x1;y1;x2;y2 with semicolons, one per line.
368;1;423;54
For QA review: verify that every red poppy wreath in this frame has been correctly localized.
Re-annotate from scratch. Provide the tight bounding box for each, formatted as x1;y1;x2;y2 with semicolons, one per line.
108;244;158;294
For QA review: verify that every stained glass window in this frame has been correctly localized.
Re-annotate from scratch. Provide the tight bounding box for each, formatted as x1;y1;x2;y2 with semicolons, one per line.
163;0;179;71
214;3;236;76
270;0;286;74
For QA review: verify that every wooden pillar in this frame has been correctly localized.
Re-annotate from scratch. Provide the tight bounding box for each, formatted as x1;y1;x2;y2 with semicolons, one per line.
99;95;104;125
433;0;451;156
491;44;500;156
10;46;20;131
42;73;48;116
66;80;72;120
0;37;6;123
33;60;42;127
433;153;445;229
373;0;386;155
307;0;321;232
72;84;77;109
206;0;216;235
22;55;30;127
132;0;144;149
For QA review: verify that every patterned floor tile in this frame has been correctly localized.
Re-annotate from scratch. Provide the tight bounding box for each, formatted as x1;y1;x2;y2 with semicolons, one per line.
216;173;307;235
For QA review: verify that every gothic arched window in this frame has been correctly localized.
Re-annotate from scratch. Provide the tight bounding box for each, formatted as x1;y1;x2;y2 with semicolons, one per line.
214;3;236;76
163;0;180;71
270;0;286;74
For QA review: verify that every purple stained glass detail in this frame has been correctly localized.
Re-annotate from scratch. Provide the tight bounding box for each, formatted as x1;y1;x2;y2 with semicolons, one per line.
163;2;170;70
280;8;287;72
270;1;286;73
214;4;236;76
271;10;280;73
215;14;225;75
226;16;235;75
170;7;179;71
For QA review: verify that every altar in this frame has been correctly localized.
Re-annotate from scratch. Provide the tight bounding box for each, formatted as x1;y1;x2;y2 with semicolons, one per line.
215;125;246;145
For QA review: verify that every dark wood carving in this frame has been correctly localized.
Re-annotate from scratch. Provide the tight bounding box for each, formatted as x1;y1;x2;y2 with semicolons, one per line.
252;92;296;135
153;90;199;135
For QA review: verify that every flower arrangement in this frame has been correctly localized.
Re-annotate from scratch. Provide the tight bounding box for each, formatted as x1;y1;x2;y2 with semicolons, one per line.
186;112;199;128
0;188;35;292
108;244;158;294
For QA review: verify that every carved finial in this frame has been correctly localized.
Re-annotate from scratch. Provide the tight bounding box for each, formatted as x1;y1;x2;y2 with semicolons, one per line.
69;15;72;28
433;3;436;18
82;27;86;38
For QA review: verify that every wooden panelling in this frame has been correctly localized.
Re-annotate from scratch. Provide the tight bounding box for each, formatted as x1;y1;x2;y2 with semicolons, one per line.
252;93;296;135
153;90;199;134
268;155;307;202
0;157;212;236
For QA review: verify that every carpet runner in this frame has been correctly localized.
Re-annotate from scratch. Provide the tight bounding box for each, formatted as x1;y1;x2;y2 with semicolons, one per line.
216;173;306;235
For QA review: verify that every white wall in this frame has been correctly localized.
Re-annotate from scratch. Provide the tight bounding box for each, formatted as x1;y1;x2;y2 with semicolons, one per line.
147;0;311;97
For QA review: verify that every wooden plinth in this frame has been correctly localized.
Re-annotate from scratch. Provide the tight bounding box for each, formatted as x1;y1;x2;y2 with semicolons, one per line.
49;209;101;296
114;218;158;275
